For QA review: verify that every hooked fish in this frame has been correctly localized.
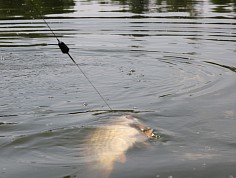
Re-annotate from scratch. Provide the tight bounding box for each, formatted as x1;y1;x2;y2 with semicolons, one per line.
84;115;158;178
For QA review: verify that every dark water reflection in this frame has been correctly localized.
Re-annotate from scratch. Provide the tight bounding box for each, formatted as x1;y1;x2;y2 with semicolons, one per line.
0;0;236;178
91;0;236;15
0;0;235;19
0;0;75;20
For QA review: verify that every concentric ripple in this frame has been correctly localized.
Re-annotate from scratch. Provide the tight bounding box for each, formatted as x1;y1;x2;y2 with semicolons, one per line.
0;0;236;178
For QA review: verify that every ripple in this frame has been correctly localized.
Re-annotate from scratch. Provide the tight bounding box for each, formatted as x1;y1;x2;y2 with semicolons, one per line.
156;57;230;98
0;1;236;178
58;109;151;116
0;115;18;118
205;61;236;73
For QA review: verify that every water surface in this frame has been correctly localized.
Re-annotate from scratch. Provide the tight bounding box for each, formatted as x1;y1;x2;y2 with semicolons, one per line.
0;0;236;178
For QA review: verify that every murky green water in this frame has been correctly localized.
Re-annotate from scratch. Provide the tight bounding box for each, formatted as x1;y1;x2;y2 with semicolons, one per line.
0;0;236;178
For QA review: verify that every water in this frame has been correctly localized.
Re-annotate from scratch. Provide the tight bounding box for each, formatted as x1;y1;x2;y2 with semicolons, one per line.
0;0;236;177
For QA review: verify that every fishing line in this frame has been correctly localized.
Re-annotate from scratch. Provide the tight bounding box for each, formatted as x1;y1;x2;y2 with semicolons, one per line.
29;0;59;42
29;0;113;110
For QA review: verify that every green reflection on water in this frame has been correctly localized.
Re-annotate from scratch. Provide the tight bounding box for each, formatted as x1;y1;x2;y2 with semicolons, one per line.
101;0;236;15
117;0;149;14
0;0;75;20
211;0;236;13
0;0;235;19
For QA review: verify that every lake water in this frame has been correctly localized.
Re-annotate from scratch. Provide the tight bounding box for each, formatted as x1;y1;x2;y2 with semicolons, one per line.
0;0;236;178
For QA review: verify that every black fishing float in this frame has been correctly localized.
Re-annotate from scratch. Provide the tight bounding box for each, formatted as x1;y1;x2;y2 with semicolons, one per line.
29;0;113;110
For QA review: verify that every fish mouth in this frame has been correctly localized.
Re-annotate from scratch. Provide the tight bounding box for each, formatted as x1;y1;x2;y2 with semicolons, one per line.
140;127;160;139
127;116;160;139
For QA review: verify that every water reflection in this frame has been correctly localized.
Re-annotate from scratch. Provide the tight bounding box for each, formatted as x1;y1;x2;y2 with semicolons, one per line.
0;0;235;19
211;0;236;13
104;0;198;14
0;0;75;20
105;0;236;15
115;0;149;14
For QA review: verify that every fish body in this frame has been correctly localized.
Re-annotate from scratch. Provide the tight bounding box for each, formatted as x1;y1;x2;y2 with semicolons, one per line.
84;115;155;178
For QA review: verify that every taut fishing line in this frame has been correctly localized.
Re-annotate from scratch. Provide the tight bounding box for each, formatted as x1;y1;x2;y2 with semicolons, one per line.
29;0;113;110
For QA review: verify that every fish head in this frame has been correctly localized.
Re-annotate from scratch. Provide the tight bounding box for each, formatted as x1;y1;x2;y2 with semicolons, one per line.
139;127;160;139
142;128;154;137
125;115;159;139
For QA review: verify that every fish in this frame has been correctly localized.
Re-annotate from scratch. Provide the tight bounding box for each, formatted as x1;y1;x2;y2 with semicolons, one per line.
83;115;157;178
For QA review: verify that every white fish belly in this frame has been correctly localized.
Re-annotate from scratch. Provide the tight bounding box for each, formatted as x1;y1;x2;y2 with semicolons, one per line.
84;115;150;178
